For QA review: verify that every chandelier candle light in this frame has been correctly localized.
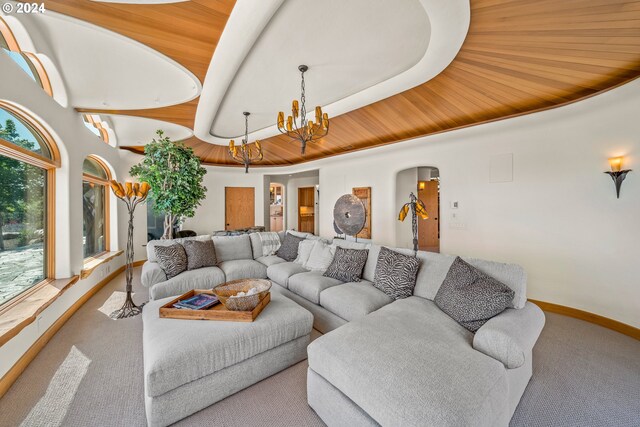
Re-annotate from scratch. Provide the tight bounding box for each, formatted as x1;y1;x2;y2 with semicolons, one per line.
109;180;150;319
228;112;263;173
277;65;329;155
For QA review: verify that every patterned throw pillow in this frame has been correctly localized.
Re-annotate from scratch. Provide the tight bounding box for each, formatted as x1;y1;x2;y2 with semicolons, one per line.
154;244;188;279
324;247;369;282
276;233;305;262
182;239;216;270
373;247;421;299
434;257;515;333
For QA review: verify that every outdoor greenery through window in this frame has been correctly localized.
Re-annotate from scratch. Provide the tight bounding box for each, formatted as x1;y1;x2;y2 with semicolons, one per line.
0;107;50;306
83;157;109;259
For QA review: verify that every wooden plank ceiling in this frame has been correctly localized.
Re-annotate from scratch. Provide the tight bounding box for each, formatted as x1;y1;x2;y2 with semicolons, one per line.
44;0;640;167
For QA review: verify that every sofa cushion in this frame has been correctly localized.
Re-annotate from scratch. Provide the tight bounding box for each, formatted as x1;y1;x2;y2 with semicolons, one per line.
141;261;167;288
249;233;263;259
212;235;253;262
435;257;515;332
324;247;369;282
182;239;217;270
287;271;343;304
149;267;226;300
218;259;268;282
411;252;528;309
154;244;188;279
276;233;305;262
256;255;286;267
143;293;313;397
332;239;371;250
305;240;336;273
267;262;309;288
147;235;211;262
307;297;509;427
319;281;393;321
373;247;420;299
294;239;316;266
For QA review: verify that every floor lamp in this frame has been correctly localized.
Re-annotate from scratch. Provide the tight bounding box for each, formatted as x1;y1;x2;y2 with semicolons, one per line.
109;180;150;319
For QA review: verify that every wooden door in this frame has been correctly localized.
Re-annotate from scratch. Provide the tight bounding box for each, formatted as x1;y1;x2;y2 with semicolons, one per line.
225;187;255;231
417;180;439;252
298;187;315;234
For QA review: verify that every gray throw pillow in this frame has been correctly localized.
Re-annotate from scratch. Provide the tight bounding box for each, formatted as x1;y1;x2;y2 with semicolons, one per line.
154;244;188;279
276;233;305;262
324;247;369;282
434;257;515;333
182;239;216;270
373;247;420;299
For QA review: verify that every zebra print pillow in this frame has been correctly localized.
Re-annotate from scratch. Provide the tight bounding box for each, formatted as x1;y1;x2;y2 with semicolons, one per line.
373;247;421;299
154;244;188;279
434;257;515;332
323;247;369;282
182;239;217;270
276;233;305;262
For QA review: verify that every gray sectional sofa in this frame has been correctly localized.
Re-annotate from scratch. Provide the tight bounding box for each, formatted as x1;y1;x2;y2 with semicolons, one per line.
140;231;545;427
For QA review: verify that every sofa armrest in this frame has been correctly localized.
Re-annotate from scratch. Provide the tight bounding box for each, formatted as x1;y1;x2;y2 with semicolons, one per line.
473;301;545;369
141;261;167;288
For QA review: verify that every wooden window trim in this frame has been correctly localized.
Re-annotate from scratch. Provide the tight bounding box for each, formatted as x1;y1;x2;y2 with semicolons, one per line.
0;101;59;308
0;17;20;52
82;156;112;263
83;114;110;144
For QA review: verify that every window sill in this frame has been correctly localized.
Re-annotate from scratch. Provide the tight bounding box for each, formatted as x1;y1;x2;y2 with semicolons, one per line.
0;276;79;347
81;250;124;279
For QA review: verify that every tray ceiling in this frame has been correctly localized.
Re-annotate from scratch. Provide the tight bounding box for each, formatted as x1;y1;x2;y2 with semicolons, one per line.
38;0;640;167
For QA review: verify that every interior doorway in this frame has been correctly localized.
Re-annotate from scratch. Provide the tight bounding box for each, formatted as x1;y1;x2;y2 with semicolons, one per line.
417;177;440;252
395;166;440;252
225;187;255;231
269;183;284;232
298;187;315;234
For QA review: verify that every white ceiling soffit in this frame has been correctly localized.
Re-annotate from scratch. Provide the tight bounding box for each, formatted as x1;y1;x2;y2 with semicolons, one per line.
14;11;200;109
106;115;193;147
194;0;470;145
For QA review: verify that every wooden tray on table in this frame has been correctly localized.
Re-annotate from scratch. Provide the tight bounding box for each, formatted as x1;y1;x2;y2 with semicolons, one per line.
159;289;270;322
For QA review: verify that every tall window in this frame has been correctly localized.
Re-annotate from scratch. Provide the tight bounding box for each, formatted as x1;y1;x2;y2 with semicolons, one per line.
0;103;58;307
82;157;111;259
0;17;53;97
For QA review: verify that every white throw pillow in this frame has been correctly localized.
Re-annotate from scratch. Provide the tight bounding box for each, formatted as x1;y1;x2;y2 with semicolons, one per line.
304;240;336;272
294;239;316;265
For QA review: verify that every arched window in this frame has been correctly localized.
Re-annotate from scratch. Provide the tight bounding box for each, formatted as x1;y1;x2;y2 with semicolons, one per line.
0;102;58;307
0;17;53;97
82;114;110;144
82;156;111;260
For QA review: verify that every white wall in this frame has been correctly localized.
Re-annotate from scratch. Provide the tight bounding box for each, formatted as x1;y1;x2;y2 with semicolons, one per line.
313;80;640;328
0;48;130;379
181;167;265;235
286;176;320;232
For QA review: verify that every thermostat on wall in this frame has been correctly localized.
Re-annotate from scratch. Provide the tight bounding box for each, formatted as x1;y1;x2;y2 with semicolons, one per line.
450;201;459;209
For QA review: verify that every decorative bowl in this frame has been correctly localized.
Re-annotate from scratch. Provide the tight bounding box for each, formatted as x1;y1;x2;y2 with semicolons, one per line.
213;279;271;311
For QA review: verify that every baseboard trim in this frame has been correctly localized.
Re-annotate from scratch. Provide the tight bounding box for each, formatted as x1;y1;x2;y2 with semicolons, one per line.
0;261;143;398
529;299;639;340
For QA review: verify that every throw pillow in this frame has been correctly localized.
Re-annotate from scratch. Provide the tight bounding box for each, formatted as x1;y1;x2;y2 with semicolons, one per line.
373;247;420;300
276;233;305;262
434;257;515;333
154;244;188;279
323;247;369;282
181;239;216;270
294;239;316;265
304;240;336;273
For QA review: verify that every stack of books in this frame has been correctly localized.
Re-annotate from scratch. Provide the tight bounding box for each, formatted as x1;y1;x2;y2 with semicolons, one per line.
173;294;219;310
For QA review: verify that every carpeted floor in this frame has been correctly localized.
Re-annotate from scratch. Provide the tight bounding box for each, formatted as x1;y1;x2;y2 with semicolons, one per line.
0;268;638;427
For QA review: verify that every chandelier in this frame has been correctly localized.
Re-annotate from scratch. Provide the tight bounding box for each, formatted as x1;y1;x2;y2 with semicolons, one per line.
277;65;329;155
228;112;263;173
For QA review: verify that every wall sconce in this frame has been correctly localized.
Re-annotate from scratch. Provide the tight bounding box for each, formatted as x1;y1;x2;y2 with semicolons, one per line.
418;181;426;190
604;156;631;199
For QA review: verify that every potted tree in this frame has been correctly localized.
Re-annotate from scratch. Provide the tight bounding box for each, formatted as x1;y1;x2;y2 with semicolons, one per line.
130;131;207;239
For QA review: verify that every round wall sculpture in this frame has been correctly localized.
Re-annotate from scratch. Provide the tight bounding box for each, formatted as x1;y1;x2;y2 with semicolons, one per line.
333;194;366;237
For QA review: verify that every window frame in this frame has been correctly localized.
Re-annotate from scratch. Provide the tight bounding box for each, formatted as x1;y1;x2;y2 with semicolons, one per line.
0;101;59;313
0;17;53;97
82;114;110;144
82;156;111;262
